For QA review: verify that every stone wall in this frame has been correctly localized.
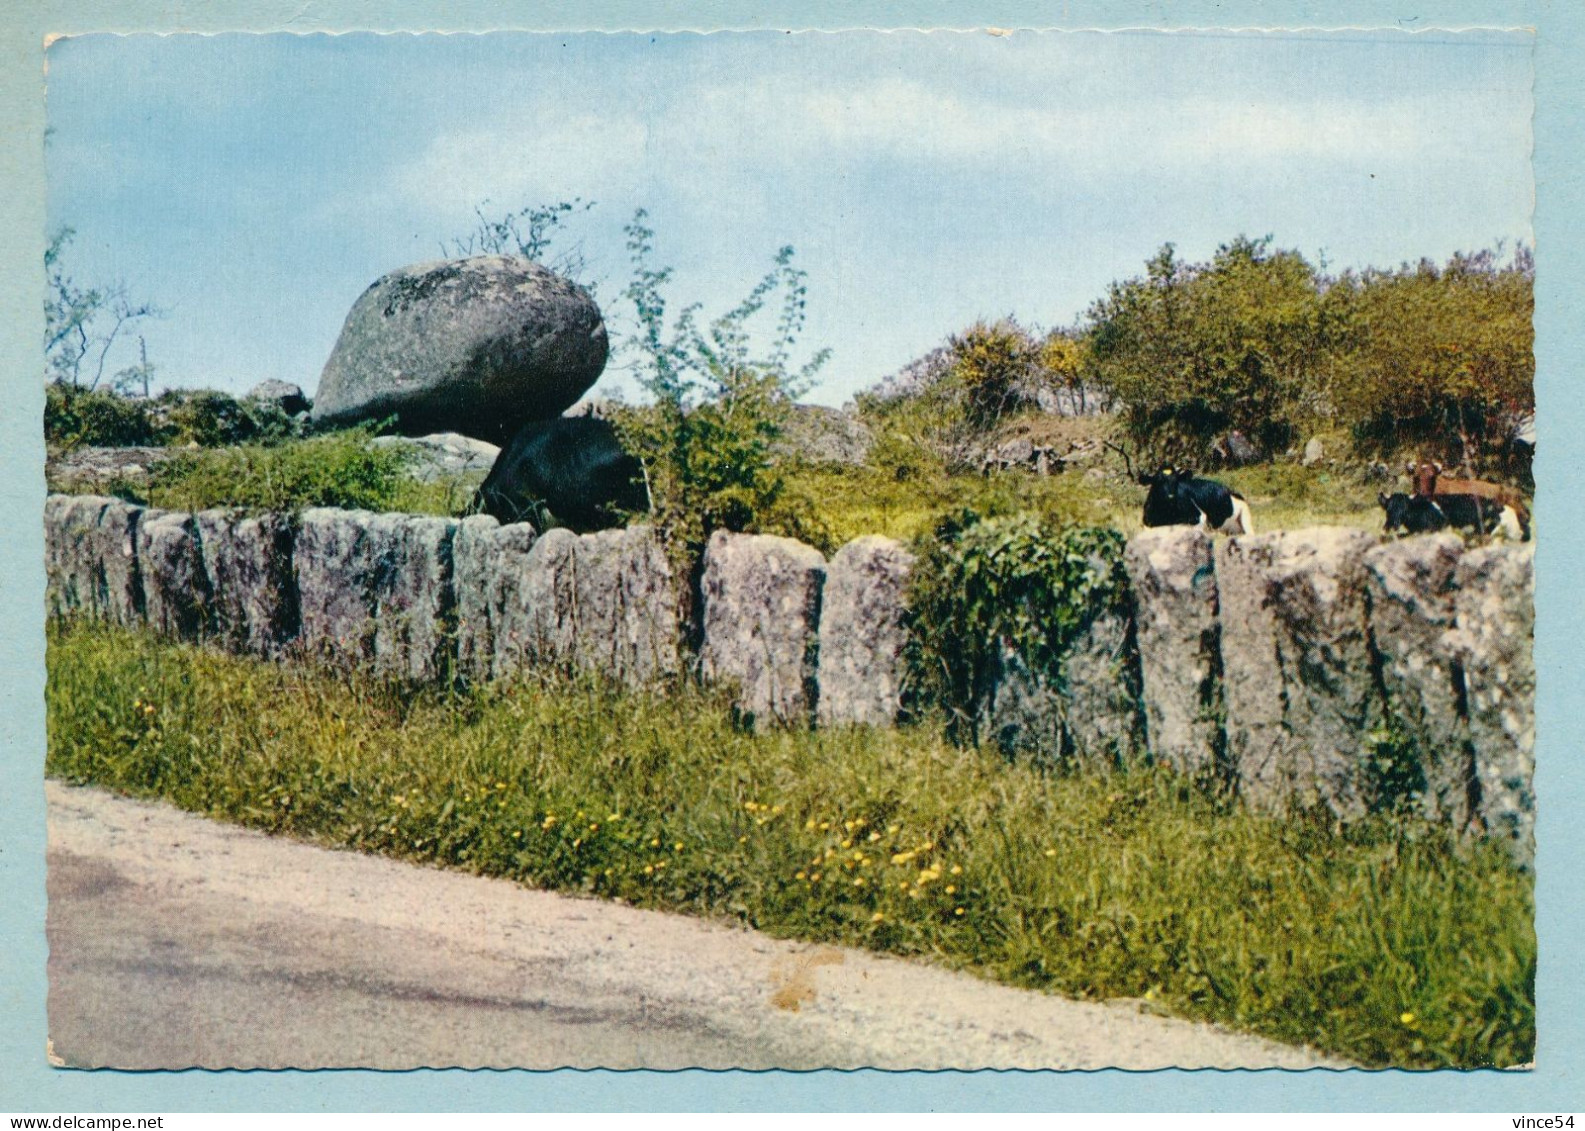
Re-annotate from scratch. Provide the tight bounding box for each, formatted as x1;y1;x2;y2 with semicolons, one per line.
44;494;1535;862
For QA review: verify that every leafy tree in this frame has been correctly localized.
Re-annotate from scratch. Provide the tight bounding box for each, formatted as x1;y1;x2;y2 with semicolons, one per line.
1083;236;1331;457
1323;247;1534;462
45;227;162;391
612;209;832;564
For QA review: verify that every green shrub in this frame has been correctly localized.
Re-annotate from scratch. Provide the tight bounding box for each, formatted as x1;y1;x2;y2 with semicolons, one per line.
45;382;158;448
905;511;1133;742
146;427;415;513
46;383;311;451
613;210;831;570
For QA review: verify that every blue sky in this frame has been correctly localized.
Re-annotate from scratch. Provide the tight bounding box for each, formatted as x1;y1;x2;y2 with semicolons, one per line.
45;28;1534;408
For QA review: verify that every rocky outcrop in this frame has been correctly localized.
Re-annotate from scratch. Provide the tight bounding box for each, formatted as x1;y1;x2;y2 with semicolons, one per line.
371;433;501;483
293;509;458;683
698;531;825;726
776;404;873;466
1362;534;1470;824
245;379;310;416
1447;545;1535;864
518;525;681;687
815;536;913;727
46;447;179;495
1124;527;1223;779
312;256;608;444
1215;529;1378;817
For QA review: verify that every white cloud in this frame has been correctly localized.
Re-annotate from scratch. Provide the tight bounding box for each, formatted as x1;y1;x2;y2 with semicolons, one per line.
383;68;1526;218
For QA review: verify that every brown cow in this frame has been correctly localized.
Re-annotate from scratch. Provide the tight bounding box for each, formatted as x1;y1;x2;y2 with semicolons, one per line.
1407;462;1531;540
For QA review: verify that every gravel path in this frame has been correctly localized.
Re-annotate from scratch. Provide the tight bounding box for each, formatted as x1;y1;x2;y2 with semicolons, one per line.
46;780;1349;1071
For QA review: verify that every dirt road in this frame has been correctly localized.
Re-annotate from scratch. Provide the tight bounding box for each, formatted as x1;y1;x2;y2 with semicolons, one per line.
45;781;1348;1071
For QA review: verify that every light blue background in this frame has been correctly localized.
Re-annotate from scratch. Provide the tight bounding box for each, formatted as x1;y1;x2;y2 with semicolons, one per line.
2;0;1577;1113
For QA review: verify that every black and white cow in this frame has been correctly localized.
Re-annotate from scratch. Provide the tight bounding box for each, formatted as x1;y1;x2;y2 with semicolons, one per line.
1139;467;1254;534
1379;491;1523;539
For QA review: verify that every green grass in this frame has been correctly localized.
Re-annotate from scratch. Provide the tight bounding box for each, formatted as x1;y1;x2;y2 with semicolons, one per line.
788;460;1387;549
46;620;1535;1069
55;430;479;518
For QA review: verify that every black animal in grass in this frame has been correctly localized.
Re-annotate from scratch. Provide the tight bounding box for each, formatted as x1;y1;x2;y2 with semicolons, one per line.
471;416;649;532
1378;491;1525;540
1139;467;1254;534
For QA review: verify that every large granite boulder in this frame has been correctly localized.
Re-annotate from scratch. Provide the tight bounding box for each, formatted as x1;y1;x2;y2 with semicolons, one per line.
1215;529;1378;816
1446;544;1535;865
1124;527;1224;779
815;536;913;727
1362;533;1471;824
517;524;681;687
312;256;608;443
293;509;458;683
472;416;647;531
192;509;299;657
698;531;826;726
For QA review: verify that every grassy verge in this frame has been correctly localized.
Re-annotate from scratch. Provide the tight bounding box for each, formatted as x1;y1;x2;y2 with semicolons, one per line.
45;621;1533;1069
786;460;1387;550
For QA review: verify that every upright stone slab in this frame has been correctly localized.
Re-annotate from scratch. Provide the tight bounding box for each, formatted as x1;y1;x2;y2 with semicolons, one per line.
1362;533;1471;824
294;508;379;665
1059;610;1144;769
517;524;680;686
369;514;457;684
1124;527;1223;777
816;536;913;728
46;495;146;626
698;531;826;726
454;514;499;682
979;612;1141;772
136;509;212;642
573;524;680;687
44;495;116;620
192;509;298;656
294;509;458;683
1214;529;1378;816
1447;544;1535;865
